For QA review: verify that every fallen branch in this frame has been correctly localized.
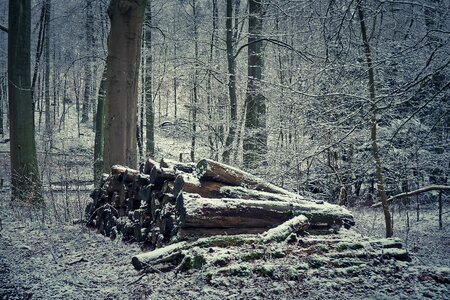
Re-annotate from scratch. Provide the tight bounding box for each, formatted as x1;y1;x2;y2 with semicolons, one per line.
372;185;450;207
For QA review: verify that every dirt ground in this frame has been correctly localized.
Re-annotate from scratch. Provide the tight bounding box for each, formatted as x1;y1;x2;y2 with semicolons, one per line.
0;201;449;300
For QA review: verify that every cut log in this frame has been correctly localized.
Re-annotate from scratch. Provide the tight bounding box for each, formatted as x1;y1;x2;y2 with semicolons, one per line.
160;158;196;173
176;193;354;229
162;193;176;206
111;165;150;183
150;166;177;185
143;158;159;175
173;174;225;198
220;186;313;203
161;180;175;194
196;159;299;197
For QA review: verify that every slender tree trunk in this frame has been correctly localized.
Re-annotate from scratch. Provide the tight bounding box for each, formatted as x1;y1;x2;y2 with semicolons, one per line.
223;0;237;164
0;75;4;137
144;0;155;157
103;0;146;171
44;0;51;137
357;1;393;238
172;8;178;119
8;0;43;203
31;4;45;104
82;0;94;124
190;0;199;163
94;67;107;184
206;0;218;158
243;0;267;169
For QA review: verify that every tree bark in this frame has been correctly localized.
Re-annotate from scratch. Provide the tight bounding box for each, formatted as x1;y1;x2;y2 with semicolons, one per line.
44;0;51;136
223;0;237;164
103;0;146;171
243;0;267;169
82;0;94;124
8;0;43;203
94;67;107;184
144;0;155;157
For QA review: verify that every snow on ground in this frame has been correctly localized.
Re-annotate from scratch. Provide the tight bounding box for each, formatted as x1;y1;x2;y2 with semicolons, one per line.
0;123;449;299
1;195;449;299
0;210;146;299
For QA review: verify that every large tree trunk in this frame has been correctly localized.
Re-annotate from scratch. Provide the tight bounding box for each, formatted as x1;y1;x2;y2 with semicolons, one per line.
8;0;43;203
243;0;267;169
103;0;146;171
357;2;392;237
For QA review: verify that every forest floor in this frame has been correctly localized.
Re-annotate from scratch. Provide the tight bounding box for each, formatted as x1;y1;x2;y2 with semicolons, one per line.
0;197;449;300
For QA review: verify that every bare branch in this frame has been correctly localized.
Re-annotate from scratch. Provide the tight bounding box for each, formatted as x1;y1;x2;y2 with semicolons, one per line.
233;38;313;62
372;185;450;207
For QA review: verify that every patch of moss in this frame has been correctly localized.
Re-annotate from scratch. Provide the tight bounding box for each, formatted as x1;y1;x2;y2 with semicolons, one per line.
271;250;285;259
296;262;310;270
285;266;302;280
218;264;252;277
185;254;206;269
314;244;329;252
307;255;328;269
335;242;364;252
257;265;275;277
241;251;265;262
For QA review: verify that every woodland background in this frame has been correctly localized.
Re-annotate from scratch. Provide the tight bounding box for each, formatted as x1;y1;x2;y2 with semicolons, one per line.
0;0;449;217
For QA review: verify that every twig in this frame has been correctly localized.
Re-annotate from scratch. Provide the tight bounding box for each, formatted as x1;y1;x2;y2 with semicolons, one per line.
127;273;147;286
66;257;88;266
127;265;163;286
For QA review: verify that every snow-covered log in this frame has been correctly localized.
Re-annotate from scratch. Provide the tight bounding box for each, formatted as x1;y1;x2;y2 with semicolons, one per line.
150;166;177;185
173;174;225;198
111;165;149;183
176;193;354;229
196;159;299;197
160;158;196;173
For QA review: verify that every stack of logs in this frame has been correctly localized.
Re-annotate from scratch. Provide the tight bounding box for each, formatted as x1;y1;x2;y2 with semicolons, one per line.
86;158;355;249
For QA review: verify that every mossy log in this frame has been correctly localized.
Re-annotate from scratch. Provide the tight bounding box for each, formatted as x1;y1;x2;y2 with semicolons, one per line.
131;215;309;270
